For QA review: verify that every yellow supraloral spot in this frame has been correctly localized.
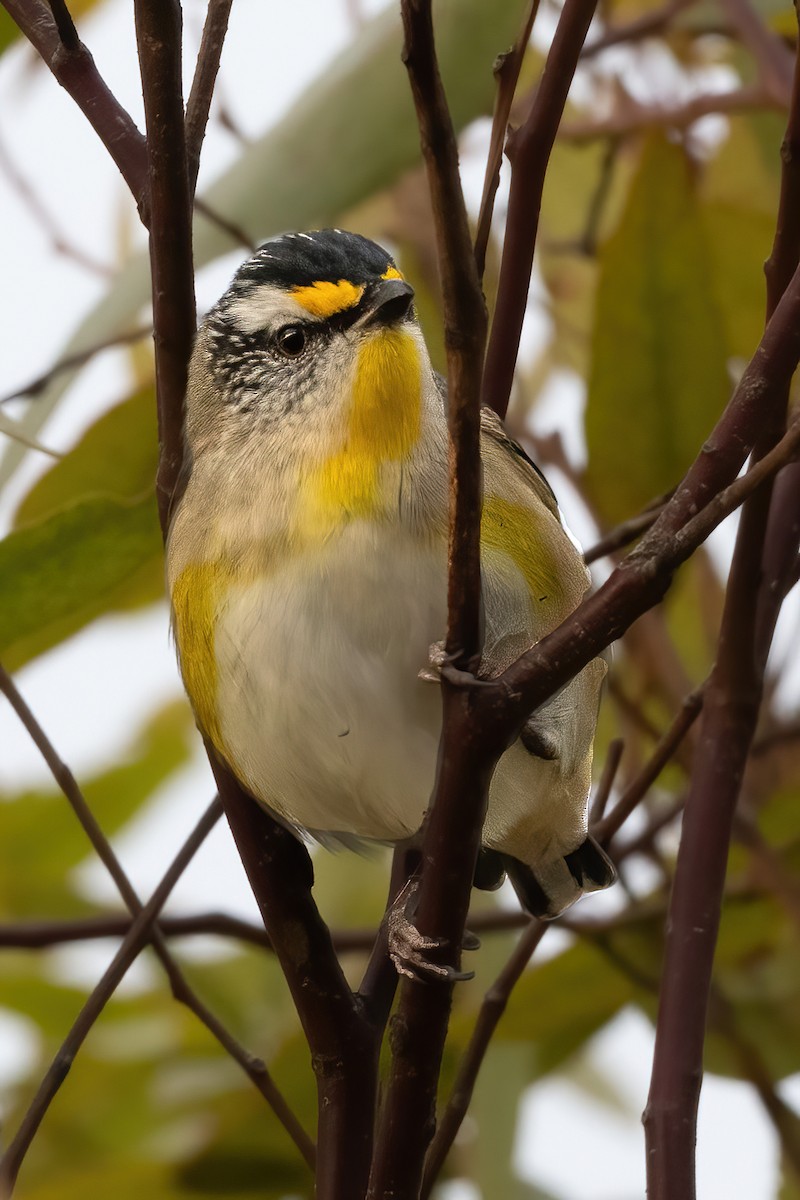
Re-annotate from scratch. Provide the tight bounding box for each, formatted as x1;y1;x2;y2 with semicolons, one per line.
291;279;364;319
481;496;567;615
381;265;404;281
305;327;421;531
171;560;237;756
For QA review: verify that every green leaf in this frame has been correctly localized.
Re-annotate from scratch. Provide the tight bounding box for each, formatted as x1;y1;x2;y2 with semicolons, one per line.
0;11;20;54
14;387;158;526
0;493;162;670
585;134;730;523
0;0;531;488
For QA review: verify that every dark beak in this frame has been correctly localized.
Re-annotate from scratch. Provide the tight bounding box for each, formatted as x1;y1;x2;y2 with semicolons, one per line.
356;278;415;328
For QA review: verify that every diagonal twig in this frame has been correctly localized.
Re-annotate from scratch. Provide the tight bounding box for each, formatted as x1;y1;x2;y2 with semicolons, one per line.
0;797;222;1196
0;664;316;1169
185;0;233;196
1;0;149;217
596;683;705;845
482;0;603;419
0;326;152;406
474;0;541;279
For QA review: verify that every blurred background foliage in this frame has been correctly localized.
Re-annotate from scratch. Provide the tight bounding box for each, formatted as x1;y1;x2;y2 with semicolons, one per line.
1;0;800;1197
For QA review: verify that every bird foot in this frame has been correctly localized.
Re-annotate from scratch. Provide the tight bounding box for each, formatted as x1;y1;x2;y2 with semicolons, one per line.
387;880;477;983
417;640;449;683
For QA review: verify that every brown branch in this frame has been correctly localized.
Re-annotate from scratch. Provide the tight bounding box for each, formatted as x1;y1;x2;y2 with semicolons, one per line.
0;906;539;954
0;664;315;1169
133;4;378;1192
0;797;222;1197
644;25;800;1194
0;326;152;406
581;0;696;58
588;738;625;826
584;494;671;564
614;791;686;859
185;0;233;197
369;4;491;1195
48;0;77;48
492;259;800;737
420;918;548;1196
1;0;148;216
560;82;779;142
718;0;794;106
193;196;257;252
482;0;603;419
134;0;196;529
474;0;541;278
211;766;377;1200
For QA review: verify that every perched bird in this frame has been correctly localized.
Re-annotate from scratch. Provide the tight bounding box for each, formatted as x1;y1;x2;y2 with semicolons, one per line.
167;229;615;928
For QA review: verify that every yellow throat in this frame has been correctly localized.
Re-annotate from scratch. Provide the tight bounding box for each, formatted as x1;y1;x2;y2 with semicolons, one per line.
301;326;422;535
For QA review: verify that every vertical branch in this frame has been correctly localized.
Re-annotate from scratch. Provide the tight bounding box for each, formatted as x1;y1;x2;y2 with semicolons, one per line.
369;3;495;1196
133;0;196;527
482;0;602;418
134;5;378;1196
643;18;800;1196
399;1;486;663
210;767;377;1200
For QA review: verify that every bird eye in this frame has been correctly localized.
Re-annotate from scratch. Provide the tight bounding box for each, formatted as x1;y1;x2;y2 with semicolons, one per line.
276;325;307;357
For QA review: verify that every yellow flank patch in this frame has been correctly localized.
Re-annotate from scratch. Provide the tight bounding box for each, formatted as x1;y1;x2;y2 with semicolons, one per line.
171;561;235;756
382;265;404;281
305;328;421;530
291;278;364;318
481;496;567;614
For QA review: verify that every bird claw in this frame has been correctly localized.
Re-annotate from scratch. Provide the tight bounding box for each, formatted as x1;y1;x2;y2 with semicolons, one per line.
417;640;449;683
387;880;476;983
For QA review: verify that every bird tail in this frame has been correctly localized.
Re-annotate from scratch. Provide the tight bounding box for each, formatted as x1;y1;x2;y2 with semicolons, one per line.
502;835;616;919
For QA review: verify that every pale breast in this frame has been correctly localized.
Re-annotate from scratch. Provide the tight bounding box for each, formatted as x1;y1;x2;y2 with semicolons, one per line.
212;522;448;840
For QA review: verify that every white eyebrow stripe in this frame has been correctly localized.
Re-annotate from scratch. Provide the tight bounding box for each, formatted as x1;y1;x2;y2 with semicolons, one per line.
226;284;317;333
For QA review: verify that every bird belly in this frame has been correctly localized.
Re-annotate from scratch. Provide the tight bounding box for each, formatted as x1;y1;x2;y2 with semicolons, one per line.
212;524;447;841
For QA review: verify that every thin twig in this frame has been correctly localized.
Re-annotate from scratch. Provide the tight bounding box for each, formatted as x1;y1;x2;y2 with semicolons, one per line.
560;82;779;143
185;0;233;196
0;326;152;406
2;0;148;217
597;684;705;844
494;280;800;734
0;797;222;1196
48;0;79;49
584;496;672;563
0;128;110;277
474;0;541;278
420;919;548;1197
589;738;625;827
717;0;794;106
581;0;696;59
0;664;316;1168
482;0;603;418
